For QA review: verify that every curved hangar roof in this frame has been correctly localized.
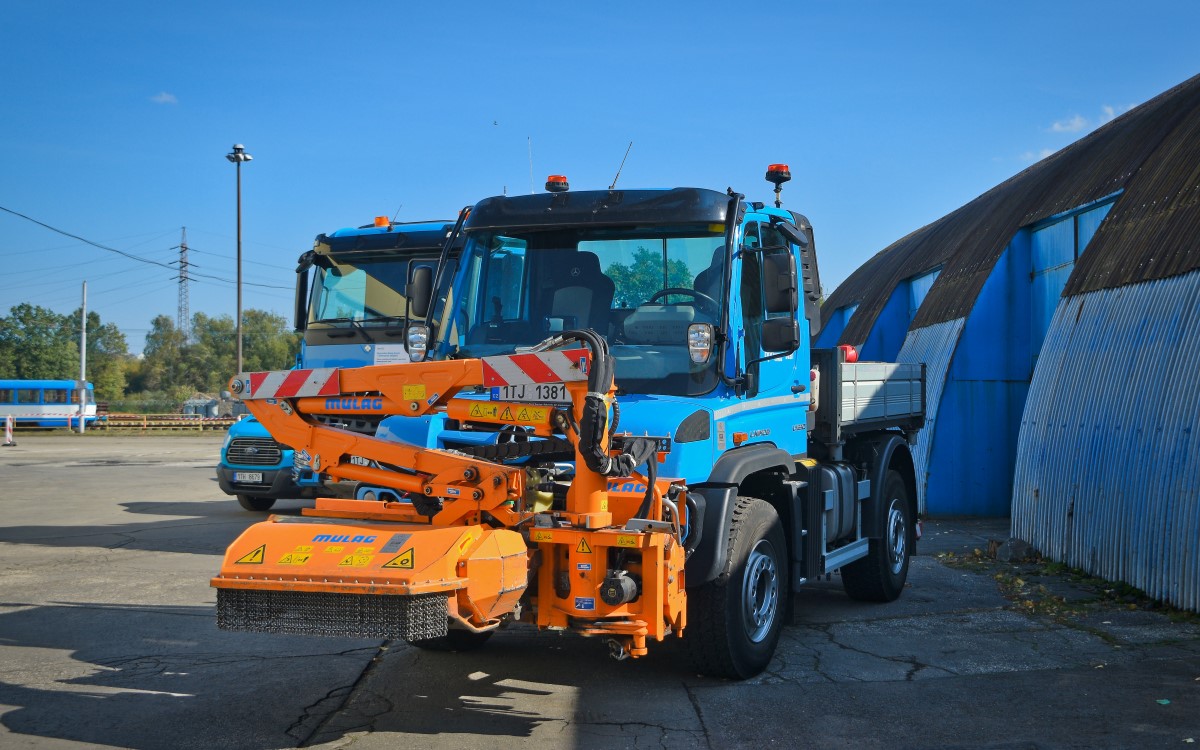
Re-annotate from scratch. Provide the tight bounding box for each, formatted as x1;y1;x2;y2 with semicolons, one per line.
824;73;1200;343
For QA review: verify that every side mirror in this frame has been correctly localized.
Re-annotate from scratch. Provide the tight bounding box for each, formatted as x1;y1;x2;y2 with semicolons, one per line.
761;317;799;352
763;251;798;314
293;267;310;332
775;220;809;248
408;266;434;319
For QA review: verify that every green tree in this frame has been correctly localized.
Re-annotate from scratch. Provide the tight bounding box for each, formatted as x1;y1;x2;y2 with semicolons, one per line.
140;315;190;393
242;309;300;375
604;247;693;309
66;309;129;402
0;303;78;379
189;312;237;392
133;310;300;397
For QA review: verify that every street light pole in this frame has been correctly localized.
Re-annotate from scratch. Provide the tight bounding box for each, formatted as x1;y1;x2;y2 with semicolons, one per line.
225;143;253;374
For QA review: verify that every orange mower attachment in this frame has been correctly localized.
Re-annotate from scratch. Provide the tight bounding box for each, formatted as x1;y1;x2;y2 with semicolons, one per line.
212;506;528;641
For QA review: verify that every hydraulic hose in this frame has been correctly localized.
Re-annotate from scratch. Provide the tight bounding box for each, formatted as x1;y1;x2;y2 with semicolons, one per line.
550;330;660;509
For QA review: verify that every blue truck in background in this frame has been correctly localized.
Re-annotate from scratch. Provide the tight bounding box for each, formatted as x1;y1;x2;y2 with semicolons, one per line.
216;218;461;511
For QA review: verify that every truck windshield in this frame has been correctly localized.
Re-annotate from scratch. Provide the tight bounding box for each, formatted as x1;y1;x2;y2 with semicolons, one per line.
440;224;727;396
309;254;445;325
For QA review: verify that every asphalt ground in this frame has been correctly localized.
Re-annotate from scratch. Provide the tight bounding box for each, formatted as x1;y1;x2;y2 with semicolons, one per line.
0;433;1197;749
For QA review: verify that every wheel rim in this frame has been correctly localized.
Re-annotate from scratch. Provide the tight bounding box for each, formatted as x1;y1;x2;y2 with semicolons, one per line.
886;499;908;575
741;539;780;643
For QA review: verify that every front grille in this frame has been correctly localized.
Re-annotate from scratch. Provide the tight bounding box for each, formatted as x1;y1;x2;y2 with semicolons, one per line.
216;589;449;641
226;437;283;466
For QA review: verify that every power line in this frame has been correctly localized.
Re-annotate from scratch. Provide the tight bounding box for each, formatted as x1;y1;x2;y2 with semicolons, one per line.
0;205;292;290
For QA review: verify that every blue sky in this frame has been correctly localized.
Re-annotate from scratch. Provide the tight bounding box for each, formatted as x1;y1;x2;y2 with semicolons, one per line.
1;1;1197;353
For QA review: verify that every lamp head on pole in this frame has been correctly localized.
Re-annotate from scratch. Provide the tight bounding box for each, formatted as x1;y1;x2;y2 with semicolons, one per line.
226;144;253;163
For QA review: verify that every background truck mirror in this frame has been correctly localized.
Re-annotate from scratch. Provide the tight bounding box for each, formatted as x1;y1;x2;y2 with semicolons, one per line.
408;266;434;319
293;266;310;333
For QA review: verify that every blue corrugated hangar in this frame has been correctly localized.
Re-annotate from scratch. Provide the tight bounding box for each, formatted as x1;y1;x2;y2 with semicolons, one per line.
818;74;1200;611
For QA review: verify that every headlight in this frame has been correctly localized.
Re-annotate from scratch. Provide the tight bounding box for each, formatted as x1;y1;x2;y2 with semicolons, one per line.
407;323;430;362
688;323;714;364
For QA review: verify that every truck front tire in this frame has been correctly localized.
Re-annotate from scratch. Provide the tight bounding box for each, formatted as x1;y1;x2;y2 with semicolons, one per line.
841;470;912;602
236;494;276;512
686;496;788;679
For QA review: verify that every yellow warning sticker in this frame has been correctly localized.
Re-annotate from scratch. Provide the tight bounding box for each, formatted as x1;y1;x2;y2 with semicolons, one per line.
383;548;414;569
338;554;374;568
235;545;265;564
324;545;344;553
576;538;592;554
402;384;426;400
615;535;639;548
293;545;313;553
277;553;311;566
467;402;548;424
530;530;554;543
355;547;375;555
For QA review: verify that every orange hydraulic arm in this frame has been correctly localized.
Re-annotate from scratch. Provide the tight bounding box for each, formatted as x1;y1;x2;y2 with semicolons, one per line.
214;342;687;658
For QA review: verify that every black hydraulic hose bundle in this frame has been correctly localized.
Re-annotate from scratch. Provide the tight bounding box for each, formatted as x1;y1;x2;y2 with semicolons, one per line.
554;330;660;514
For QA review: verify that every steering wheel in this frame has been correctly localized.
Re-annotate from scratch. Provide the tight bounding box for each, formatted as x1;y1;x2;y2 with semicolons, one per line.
647;287;719;314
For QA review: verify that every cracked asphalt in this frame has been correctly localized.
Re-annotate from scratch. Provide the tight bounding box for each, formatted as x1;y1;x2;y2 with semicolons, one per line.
1;434;1198;749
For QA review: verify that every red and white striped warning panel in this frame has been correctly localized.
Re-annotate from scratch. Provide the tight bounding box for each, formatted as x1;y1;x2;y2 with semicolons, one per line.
241;368;341;400
481;351;590;387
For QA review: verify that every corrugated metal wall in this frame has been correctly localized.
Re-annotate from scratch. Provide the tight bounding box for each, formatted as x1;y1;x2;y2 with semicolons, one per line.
895;318;966;513
1012;270;1200;610
923;239;1032;516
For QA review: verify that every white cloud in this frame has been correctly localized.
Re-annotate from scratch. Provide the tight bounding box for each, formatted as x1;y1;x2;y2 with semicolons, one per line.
1050;114;1087;133
1019;148;1056;163
1099;103;1134;124
150;92;178;105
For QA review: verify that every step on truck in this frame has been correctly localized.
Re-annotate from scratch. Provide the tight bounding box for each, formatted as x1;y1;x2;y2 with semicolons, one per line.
216;218;462;511
211;166;925;678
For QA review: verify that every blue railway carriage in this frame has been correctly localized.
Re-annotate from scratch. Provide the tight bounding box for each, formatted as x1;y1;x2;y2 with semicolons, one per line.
0;379;97;427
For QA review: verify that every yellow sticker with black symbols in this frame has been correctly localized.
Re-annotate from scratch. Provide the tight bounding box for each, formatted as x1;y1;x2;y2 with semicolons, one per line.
615;535;639;548
530;530;555;543
382;548;414;569
235;545;265;564
467;402;548;424
338;554;374;568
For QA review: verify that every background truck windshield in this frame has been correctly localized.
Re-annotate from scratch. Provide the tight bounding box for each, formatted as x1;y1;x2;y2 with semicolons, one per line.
443;225;727;396
309;255;439;324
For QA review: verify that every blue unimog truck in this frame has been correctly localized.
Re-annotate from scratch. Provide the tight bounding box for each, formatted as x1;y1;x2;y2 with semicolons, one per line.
214;166;926;678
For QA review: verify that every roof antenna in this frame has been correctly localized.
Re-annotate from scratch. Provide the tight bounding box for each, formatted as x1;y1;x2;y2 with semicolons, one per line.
609;141;633;190
528;137;534;195
391;203;403;223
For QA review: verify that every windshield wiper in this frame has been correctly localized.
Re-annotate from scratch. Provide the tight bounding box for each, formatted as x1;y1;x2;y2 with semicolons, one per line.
356;315;411;337
314;317;375;342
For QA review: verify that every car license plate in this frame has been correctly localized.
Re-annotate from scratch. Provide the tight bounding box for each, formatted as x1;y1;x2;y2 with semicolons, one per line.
234;471;264;483
490;383;571;404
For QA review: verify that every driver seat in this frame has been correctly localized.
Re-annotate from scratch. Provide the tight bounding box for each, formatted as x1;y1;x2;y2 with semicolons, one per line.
692;246;725;300
547;251;614;332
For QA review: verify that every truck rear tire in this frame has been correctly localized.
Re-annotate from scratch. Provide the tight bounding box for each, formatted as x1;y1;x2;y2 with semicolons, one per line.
685;496;788;679
236;494;276;512
841;470;912;602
